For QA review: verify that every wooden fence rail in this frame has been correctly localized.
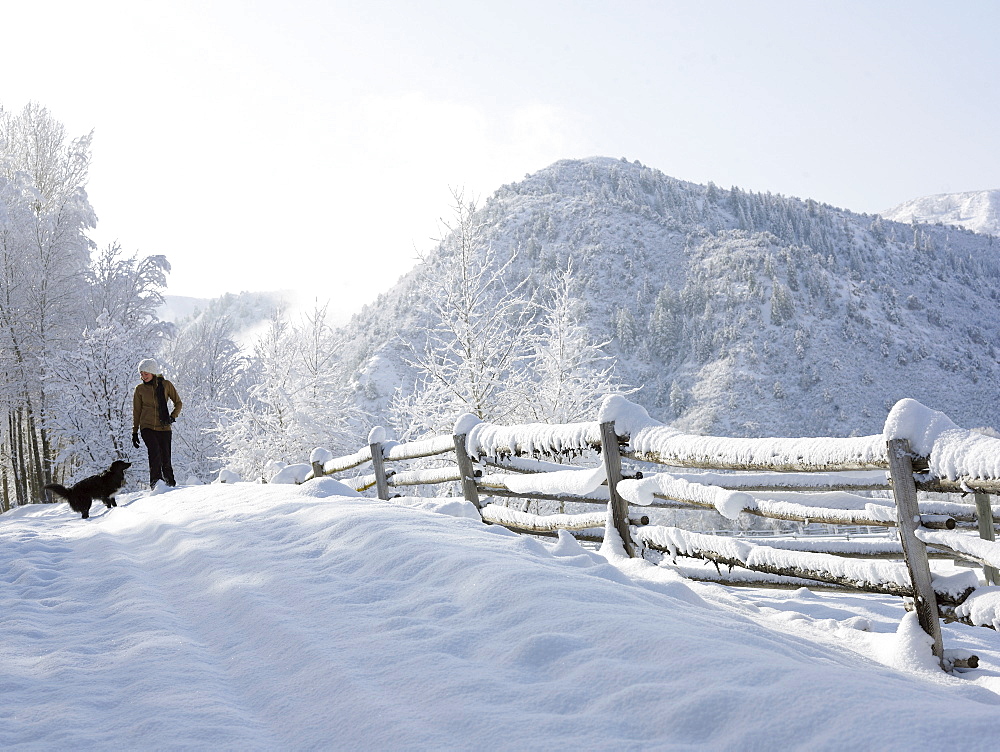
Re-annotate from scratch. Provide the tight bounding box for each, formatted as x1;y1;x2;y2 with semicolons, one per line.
290;396;1000;672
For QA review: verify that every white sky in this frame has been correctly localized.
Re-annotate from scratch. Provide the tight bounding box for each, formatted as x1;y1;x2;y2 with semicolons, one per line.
3;0;999;320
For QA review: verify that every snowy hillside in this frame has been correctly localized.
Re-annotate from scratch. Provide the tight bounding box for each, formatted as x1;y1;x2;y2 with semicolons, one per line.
337;157;1000;439
6;482;1000;748
882;189;1000;236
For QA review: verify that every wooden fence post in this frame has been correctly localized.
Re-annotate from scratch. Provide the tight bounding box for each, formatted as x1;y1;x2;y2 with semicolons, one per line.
453;433;482;512
887;438;943;666
370;441;390;500
600;421;635;558
974;491;999;585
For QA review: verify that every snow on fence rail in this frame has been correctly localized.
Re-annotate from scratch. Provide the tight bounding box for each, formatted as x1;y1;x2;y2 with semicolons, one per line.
281;395;1000;671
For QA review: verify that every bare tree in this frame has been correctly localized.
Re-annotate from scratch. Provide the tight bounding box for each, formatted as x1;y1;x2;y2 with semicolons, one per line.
86;242;169;328
159;298;250;482
521;261;629;424
215;303;364;482
392;189;533;438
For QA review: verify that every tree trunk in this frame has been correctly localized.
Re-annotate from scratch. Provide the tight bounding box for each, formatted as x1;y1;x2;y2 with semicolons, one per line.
27;408;47;501
12;410;28;505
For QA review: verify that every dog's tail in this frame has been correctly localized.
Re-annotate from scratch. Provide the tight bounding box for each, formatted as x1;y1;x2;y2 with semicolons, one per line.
43;483;70;499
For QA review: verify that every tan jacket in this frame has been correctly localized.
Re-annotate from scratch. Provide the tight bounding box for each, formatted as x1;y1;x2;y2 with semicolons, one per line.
133;378;182;431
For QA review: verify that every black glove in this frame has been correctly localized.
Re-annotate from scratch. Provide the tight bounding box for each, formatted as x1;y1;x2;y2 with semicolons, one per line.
132;431;140;448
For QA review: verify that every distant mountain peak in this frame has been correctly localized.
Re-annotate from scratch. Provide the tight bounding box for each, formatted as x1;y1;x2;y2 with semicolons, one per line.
881;189;1000;235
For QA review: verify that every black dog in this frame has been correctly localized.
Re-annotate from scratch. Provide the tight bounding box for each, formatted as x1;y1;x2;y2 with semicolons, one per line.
44;460;131;519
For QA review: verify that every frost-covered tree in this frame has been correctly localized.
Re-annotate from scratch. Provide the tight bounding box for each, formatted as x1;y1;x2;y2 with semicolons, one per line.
521;263;627;424
44;245;169;485
217;304;364;481
0;102;95;505
293;300;365;443
769;282;795;325
392;189;532;438
648;284;682;360
612;307;638;353
45;314;150;472
158;301;249;483
86;242;169;328
216;310;297;481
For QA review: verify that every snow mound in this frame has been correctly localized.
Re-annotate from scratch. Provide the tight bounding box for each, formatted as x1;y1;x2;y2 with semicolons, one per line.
885;398;1000;480
295;476;363;498
4;484;1000;748
269;463;313;484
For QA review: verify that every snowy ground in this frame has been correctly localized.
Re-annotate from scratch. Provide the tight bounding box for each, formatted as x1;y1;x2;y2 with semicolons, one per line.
4;481;1000;750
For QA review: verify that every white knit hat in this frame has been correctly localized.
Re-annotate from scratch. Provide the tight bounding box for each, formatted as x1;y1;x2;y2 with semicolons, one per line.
137;358;161;375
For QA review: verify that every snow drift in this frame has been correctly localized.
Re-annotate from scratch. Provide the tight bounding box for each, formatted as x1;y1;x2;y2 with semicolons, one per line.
5;482;1000;749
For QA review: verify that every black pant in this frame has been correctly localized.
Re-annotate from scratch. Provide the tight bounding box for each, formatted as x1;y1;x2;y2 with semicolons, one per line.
141;428;176;487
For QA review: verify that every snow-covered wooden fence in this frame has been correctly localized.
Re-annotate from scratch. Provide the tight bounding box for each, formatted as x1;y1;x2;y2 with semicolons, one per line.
295;395;1000;672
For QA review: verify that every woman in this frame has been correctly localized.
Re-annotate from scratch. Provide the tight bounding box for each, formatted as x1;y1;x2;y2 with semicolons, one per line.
132;358;183;488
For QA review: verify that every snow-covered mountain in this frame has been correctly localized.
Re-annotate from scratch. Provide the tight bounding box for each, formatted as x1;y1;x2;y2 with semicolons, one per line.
882;190;1000;236
337;157;1000;438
